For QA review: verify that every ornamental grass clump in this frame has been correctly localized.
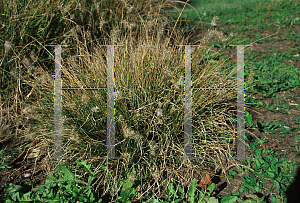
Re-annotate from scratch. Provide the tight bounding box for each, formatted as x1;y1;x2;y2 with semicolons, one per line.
38;11;239;203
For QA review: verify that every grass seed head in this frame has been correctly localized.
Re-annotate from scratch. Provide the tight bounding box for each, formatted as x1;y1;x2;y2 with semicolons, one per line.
128;173;135;182
4;41;12;53
122;152;130;160
175;76;184;89
94;3;99;13
156;102;163;117
30;51;38;62
149;142;157;156
81;94;87;102
22;57;30;67
91;106;99;113
152;170;160;182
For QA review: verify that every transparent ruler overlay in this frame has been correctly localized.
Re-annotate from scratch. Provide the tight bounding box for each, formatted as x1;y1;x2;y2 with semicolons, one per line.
46;44;253;161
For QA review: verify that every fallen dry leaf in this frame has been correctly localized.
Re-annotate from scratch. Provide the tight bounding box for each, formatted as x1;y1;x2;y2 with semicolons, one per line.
197;167;212;190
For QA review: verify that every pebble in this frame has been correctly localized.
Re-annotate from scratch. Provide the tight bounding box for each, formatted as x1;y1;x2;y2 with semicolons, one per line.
211;22;217;27
23;173;31;178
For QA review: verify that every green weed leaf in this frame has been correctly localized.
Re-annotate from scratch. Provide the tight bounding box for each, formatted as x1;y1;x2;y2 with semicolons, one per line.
220;195;238;203
188;178;198;203
245;111;253;127
206;197;219;203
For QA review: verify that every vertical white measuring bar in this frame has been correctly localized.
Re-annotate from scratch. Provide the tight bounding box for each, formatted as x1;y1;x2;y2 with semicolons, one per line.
98;45;124;160
184;45;192;158
175;45;202;160
45;44;70;160
229;45;254;160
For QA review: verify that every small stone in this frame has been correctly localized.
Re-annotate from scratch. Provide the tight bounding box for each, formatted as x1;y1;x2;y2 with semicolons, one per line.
211;22;217;27
24;173;31;178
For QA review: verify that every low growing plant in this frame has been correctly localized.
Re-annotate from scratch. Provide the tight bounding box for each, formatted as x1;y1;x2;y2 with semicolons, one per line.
4;161;101;203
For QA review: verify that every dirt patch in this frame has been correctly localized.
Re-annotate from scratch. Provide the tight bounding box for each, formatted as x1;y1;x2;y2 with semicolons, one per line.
0;136;56;202
187;25;300;58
